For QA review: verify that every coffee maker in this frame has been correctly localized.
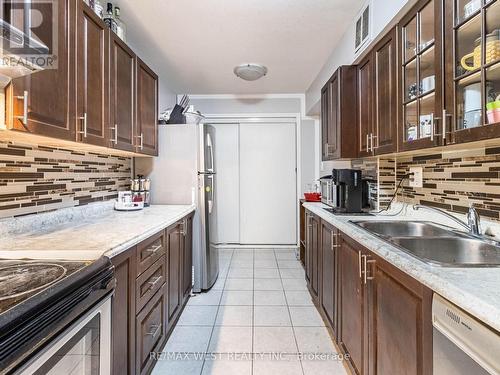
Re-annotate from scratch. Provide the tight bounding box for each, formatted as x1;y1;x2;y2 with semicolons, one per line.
332;169;363;213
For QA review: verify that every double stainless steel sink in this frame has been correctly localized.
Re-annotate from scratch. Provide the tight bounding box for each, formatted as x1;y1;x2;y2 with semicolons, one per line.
352;221;500;267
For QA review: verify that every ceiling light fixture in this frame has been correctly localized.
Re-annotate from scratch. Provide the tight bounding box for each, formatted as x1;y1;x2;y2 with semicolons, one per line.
233;63;268;81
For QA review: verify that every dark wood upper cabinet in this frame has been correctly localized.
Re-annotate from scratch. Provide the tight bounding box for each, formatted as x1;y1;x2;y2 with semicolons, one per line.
320;85;330;160
136;58;159;156
357;55;374;158
6;1;160;155
443;0;500;145
374;28;398;155
398;0;444;152
321;66;358;160
9;0;74;140
367;254;433;375
358;27;398;157
320;219;338;337
75;1;109;147
110;34;136;152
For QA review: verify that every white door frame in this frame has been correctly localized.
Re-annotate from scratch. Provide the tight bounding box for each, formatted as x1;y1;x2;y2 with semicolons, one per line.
204;113;302;249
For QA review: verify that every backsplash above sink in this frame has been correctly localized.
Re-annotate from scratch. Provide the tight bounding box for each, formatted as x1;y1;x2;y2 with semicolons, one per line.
349;144;500;222
0;140;131;218
397;146;500;221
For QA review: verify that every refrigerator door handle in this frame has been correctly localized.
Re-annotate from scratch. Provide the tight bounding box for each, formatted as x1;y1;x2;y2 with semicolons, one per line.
206;133;215;173
207;174;214;214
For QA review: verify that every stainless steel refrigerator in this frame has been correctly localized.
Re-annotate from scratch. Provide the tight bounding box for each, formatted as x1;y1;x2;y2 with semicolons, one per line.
198;124;219;290
135;124;219;292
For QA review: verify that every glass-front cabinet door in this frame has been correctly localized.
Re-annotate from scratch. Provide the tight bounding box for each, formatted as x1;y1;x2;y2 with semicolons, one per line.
445;0;500;143
399;0;444;151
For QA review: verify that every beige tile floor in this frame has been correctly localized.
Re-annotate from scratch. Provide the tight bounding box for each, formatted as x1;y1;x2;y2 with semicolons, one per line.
152;248;348;375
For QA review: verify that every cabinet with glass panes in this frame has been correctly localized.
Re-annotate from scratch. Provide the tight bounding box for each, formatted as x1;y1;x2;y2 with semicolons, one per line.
399;0;444;151
443;0;500;144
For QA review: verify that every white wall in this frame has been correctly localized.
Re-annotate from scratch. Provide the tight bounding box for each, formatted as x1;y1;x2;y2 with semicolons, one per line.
301;119;317;193
187;95;303;115
305;0;416;116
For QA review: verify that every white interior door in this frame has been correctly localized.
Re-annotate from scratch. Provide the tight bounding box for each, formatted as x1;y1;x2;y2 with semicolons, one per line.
239;122;297;245
212;123;240;244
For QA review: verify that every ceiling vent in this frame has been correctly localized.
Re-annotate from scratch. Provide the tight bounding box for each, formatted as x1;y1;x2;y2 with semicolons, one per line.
354;1;372;54
233;64;268;81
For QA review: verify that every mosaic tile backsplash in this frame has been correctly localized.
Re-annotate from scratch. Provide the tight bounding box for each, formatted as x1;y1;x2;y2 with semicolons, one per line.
0;141;131;218
396;146;500;221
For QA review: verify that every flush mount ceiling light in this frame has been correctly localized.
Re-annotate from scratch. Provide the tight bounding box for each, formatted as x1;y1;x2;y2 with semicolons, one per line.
233;63;268;81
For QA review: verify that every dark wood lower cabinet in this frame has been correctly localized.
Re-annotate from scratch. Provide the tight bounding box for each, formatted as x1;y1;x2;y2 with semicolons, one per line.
339;236;368;375
182;215;194;303
111;213;193;375
302;208;433;375
111;246;137;375
166;221;182;323
305;212;320;300
320;220;338;337
136;284;167;375
367;254;433;375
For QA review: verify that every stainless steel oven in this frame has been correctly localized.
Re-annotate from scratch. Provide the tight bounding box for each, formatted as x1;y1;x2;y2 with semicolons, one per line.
17;295;112;375
433;294;500;375
0;257;115;375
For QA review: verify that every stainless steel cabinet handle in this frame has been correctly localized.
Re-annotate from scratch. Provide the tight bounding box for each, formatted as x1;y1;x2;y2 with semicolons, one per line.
362;255;376;284
137;132;144;150
14;91;28;125
432;116;441;143
148;275;162;288
77;112;87;138
111;124;118;144
358;251;363;278
370;133;374;152
331;230;340;250
442;109;453;141
179;219;187;236
366;134;369;152
147;323;162;338
146;244;162;254
371;134;378;150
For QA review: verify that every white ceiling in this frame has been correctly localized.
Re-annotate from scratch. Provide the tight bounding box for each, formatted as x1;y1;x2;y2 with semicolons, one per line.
114;0;363;95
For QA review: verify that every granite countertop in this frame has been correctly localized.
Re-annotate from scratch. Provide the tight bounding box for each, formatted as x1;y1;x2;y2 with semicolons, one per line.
303;202;500;333
0;204;196;261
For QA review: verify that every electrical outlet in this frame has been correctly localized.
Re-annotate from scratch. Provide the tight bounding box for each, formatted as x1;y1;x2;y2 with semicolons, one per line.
409;167;423;188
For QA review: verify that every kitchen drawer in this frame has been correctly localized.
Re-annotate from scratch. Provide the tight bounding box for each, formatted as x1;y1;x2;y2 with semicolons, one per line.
136;230;166;276
135;284;167;375
136;256;166;313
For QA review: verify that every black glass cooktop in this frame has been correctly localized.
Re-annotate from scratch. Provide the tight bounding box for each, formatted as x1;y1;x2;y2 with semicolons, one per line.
0;260;90;315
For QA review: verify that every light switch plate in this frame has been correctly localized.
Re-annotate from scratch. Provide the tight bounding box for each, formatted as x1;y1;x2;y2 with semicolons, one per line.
409;167;423;188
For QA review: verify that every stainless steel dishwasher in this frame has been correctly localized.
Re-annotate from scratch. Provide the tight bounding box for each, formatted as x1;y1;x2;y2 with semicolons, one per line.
433;294;500;375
